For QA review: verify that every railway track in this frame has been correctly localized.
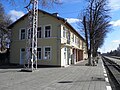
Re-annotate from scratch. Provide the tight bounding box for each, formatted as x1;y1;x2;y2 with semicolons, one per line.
102;56;120;90
110;56;120;60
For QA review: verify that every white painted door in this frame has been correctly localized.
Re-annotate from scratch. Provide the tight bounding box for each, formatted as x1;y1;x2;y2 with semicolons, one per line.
64;47;67;66
20;48;25;65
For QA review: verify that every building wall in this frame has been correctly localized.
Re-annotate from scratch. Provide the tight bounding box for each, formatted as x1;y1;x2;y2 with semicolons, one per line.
60;23;87;66
10;10;87;67
10;11;62;66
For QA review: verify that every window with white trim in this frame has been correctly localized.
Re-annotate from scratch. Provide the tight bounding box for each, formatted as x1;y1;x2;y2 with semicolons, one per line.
20;29;25;40
73;34;75;42
64;47;67;59
37;27;41;38
27;28;33;39
75;36;77;44
67;31;70;41
63;27;66;38
44;47;51;60
45;26;51;38
71;33;73;42
37;48;42;60
77;38;80;46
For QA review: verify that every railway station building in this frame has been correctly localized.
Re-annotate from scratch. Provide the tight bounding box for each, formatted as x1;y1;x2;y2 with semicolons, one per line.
8;9;87;67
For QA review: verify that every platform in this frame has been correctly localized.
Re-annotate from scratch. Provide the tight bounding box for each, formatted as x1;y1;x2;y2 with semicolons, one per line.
0;57;110;90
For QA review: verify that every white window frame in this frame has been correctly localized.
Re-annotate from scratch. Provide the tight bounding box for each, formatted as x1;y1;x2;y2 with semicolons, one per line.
19;28;26;40
67;30;70;41
44;25;52;38
77;38;80;46
63;27;66;38
37;47;42;60
64;47;67;59
72;34;75;42
71;33;73;42
27;28;33;39
75;36;78;44
63;26;68;38
37;26;42;38
44;46;52;60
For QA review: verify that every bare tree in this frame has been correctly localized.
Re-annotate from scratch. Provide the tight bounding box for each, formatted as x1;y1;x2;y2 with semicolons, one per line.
80;0;111;65
0;0;61;49
3;0;62;6
0;2;12;51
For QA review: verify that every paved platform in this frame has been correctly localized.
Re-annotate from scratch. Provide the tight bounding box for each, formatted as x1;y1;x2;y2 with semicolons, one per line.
0;58;109;90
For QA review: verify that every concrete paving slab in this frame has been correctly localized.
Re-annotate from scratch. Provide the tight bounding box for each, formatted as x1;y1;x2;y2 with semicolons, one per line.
0;58;108;90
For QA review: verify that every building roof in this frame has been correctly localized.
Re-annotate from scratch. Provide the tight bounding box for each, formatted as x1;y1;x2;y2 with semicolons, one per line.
8;9;85;42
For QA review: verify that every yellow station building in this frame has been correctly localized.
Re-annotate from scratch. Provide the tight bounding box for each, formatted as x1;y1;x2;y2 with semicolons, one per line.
8;9;87;67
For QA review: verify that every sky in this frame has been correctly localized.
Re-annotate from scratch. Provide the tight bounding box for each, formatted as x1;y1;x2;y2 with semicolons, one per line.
1;0;120;53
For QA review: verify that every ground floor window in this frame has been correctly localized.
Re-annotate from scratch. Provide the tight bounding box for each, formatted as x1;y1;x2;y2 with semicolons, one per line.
20;46;52;61
37;48;42;60
44;46;51;60
64;47;67;59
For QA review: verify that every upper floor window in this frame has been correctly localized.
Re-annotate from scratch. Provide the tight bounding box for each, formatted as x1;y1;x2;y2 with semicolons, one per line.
63;27;66;38
20;29;25;40
71;33;73;42
67;31;70;41
82;42;85;49
77;38;80;46
45;26;51;38
27;27;41;39
72;34;75;42
37;27;41;38
27;28;33;39
44;47;51;60
75;36;78;44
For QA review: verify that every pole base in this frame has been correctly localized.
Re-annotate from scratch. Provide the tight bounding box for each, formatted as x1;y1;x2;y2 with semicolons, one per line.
21;68;36;72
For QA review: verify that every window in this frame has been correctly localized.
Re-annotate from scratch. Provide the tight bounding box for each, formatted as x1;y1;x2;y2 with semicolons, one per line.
73;34;75;42
63;27;68;38
21;48;25;52
20;29;25;40
63;27;66;38
27;48;42;60
37;27;41;38
71;33;73;42
77;38;80;46
75;36;77;43
82;42;85;49
64;47;67;59
67;31;70;41
27;28;33;39
44;47;51;60
45;26;51;38
37;48;42;60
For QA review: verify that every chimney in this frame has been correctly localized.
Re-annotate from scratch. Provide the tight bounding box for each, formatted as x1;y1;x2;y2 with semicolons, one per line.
52;13;59;17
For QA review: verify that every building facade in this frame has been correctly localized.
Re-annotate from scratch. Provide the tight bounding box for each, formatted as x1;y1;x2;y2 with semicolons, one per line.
8;9;87;67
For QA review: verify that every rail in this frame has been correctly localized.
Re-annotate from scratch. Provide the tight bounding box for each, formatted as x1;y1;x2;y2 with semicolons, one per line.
110;56;120;60
102;56;120;90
